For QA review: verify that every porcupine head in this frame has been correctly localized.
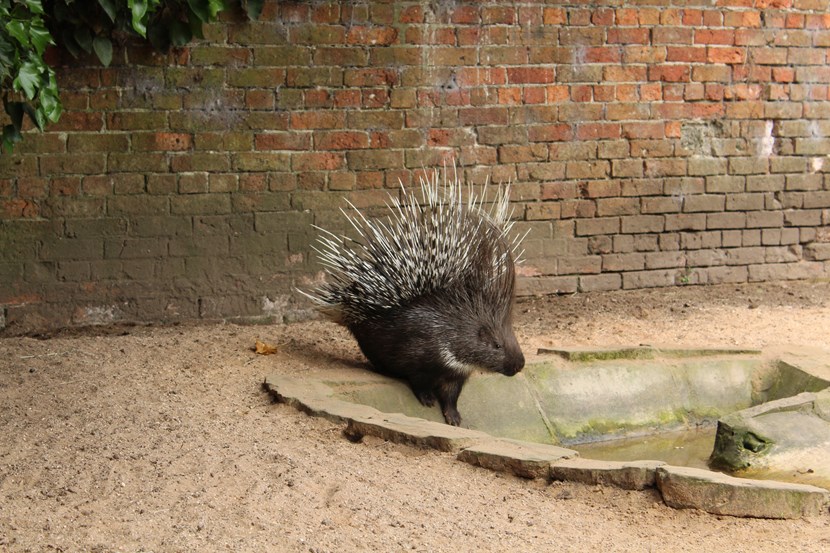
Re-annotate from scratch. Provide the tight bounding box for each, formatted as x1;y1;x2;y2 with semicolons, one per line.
302;168;526;425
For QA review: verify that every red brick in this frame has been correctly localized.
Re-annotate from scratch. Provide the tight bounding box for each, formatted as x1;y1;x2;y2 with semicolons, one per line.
585;47;622;63
649;65;690;82
482;6;515;24
456;68;504;87
292;152;345;171
404;27;455;45
708;47;746;64
607;28;650;45
523;87;547;104
450;5;478;24
290;111;345;130
773;67;795;83
528;124;573;142
1;199;39;218
667;47;706;63
615;8;639;26
255;132;311;151
546;85;569;102
576;123;621;140
458;107;508;126
346;26;398;46
695;29;735;45
507;67;555;84
622;122;665;139
543;8;566;25
315;131;370;150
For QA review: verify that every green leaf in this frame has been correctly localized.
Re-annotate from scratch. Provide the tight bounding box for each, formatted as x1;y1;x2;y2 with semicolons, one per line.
92;35;112;66
207;0;225;19
39;72;61;122
74;26;93;53
187;6;205;39
40;90;61;122
61;28;83;58
13;60;40;100
6;20;29;47
129;0;149;37
97;0;117;22
21;0;45;16
168;20;191;47
22;102;45;130
28;21;53;56
186;0;209;22
2;124;23;154
244;0;264;20
146;23;170;51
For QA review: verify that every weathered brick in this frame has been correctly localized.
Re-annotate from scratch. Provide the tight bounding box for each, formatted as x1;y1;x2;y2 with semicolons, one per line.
621;215;665;234
170;194;232;215
602;253;645;272
233;152;291;172
575;217;620;236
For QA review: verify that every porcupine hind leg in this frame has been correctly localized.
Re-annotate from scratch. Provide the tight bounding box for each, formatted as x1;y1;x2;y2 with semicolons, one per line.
411;385;437;408
435;377;465;426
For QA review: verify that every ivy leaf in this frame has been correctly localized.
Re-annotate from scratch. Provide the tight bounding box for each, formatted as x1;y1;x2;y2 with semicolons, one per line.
97;0;117;22
129;0;149;37
23;102;46;130
21;0;45;16
146;23;170;51
207;0;225;19
2;124;23;154
61;28;82;58
92;36;113;66
186;6;205;39
6;20;30;48
29;21;53;56
186;0;210;23
244;0;263;20
168;20;191;47
74;26;93;54
13;60;40;100
39;71;61;122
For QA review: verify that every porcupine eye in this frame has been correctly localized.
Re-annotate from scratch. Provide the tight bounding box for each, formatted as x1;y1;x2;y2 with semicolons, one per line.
478;326;502;350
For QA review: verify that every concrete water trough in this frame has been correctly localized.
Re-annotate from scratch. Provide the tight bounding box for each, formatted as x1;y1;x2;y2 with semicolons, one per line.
264;346;830;519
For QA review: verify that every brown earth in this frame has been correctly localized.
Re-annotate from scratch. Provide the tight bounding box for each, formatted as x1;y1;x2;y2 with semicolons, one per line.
2;280;830;552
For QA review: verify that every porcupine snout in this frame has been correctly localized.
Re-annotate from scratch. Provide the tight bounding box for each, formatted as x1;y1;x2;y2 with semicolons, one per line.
498;330;525;376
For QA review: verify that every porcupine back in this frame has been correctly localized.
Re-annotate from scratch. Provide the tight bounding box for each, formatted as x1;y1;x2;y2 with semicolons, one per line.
302;168;526;425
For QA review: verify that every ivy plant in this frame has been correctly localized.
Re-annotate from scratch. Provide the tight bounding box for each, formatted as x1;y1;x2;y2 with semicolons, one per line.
0;0;264;153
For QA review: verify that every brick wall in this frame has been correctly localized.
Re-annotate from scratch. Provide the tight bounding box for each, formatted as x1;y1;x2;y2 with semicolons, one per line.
2;0;830;332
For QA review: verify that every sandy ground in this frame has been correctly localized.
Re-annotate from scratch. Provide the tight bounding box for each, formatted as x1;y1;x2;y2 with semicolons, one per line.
1;280;830;552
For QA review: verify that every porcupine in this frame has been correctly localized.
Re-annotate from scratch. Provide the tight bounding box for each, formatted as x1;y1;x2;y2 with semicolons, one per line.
302;168;526;426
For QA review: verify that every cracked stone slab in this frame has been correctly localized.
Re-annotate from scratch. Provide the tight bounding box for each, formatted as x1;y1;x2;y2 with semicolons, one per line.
457;439;577;479
656;465;830;519
550;458;666;490
344;413;490;453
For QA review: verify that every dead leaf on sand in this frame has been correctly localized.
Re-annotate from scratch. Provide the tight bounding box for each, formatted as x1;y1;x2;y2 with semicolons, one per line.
254;339;278;355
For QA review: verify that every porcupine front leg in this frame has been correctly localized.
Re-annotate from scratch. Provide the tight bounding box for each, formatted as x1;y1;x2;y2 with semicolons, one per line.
435;377;465;426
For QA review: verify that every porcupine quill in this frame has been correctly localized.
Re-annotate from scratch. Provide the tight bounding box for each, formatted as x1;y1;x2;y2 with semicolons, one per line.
301;167;527;426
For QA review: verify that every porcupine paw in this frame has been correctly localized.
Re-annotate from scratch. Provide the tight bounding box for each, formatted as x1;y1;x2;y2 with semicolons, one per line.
442;406;462;427
414;388;437;407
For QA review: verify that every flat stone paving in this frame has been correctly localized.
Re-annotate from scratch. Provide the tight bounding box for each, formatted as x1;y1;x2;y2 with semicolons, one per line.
262;347;830;519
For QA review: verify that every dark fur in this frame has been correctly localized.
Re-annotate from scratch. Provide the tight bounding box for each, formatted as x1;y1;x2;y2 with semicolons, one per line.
346;233;524;426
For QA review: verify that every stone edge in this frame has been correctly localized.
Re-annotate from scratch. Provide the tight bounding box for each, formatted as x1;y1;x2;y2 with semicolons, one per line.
262;373;830;519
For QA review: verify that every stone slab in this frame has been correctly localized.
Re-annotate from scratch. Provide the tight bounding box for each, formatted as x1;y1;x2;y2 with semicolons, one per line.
344;413;490;453
550;458;665;490
537;346;761;362
457;439;577;479
656;465;830;519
